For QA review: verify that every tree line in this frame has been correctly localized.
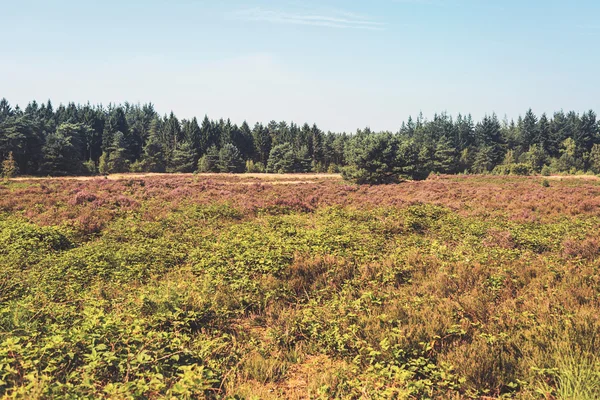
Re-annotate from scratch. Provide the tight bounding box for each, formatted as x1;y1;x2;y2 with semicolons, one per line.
0;98;598;183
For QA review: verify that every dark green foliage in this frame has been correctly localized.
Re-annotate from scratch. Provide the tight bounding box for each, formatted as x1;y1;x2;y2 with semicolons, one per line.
311;124;325;165
102;107;128;155
198;145;220;172
40;123;93;175
183;117;202;163
295;145;313;173
396;139;431;180
139;118;166;172
0;97;599;179
235;121;255;161
163;112;182;155
472;145;496;173
520;109;538;152
430;137;457;174
106;132;130;173
542;179;550;187
218;143;244;173
474;114;505;167
199;115;214;156
168;140;196;173
589;144;600;174
252;123;272;166
267;143;296;173
493;163;533;176
342;132;402;184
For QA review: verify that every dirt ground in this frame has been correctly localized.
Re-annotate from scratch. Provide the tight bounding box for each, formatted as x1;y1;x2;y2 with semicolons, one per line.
11;172;600;185
12;172;342;183
545;174;599;180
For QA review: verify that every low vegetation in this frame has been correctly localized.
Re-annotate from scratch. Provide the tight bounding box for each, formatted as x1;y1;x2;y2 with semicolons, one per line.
0;174;599;398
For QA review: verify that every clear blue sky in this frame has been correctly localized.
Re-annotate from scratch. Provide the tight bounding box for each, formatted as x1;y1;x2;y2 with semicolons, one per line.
2;0;599;132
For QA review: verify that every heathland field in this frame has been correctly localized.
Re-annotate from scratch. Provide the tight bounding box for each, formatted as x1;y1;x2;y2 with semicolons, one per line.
0;174;599;399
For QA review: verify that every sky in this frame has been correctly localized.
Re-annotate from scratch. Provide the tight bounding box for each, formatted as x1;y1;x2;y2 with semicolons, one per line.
1;0;599;132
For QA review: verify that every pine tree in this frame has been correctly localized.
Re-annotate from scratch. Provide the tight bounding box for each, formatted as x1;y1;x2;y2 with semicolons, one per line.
311;124;325;167
267;143;296;173
168;140;196;173
578;110;597;155
199;116;212;156
455;114;475;150
1;152;17;179
40;128;85;176
472;146;494;173
197;145;220;172
163;112;182;158
141;119;166;172
102;106;128;154
0;116;28;173
126;103;155;162
237;121;254;160
107;132;129;173
557;137;581;172
183;117;202;163
520;109;538;153
98;152;109;175
588;144;600;174
218;143;244;173
475;114;504;168
342;132;402;184
431;137;456;174
537;113;551;152
522;144;547;172
252;123;272;166
294;145;312;173
220;119;234;147
0;98;13;123
80;106;104;162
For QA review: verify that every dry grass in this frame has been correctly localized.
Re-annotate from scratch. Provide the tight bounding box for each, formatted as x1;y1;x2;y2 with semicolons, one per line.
11;172;342;182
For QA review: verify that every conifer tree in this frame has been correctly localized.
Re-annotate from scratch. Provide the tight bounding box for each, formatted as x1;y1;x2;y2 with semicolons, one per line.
197;145;220;172
163;112;182;157
102;107;128;154
168;140;196;173
431;137;456;174
141;118;166;172
40;128;84;176
267;143;296;173
237;121;254;160
107;132;129;173
520;109;538;152
311;124;325;167
1;151;17;179
589;144;600;174
538;113;551;152
252;123;271;166
199;116;213;156
183;117;202;162
218;143;244;173
295;145;312;173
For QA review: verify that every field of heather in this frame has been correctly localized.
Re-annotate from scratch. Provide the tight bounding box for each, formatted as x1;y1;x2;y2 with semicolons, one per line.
1;174;599;399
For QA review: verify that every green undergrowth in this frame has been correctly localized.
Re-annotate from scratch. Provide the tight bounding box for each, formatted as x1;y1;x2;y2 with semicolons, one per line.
0;202;599;398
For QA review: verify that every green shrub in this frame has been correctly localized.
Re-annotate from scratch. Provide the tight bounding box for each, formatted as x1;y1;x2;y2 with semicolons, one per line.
541;165;552;176
245;160;265;173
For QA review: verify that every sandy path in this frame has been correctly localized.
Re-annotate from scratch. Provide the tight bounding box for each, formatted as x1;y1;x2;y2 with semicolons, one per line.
546;175;599;181
11;172;342;183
